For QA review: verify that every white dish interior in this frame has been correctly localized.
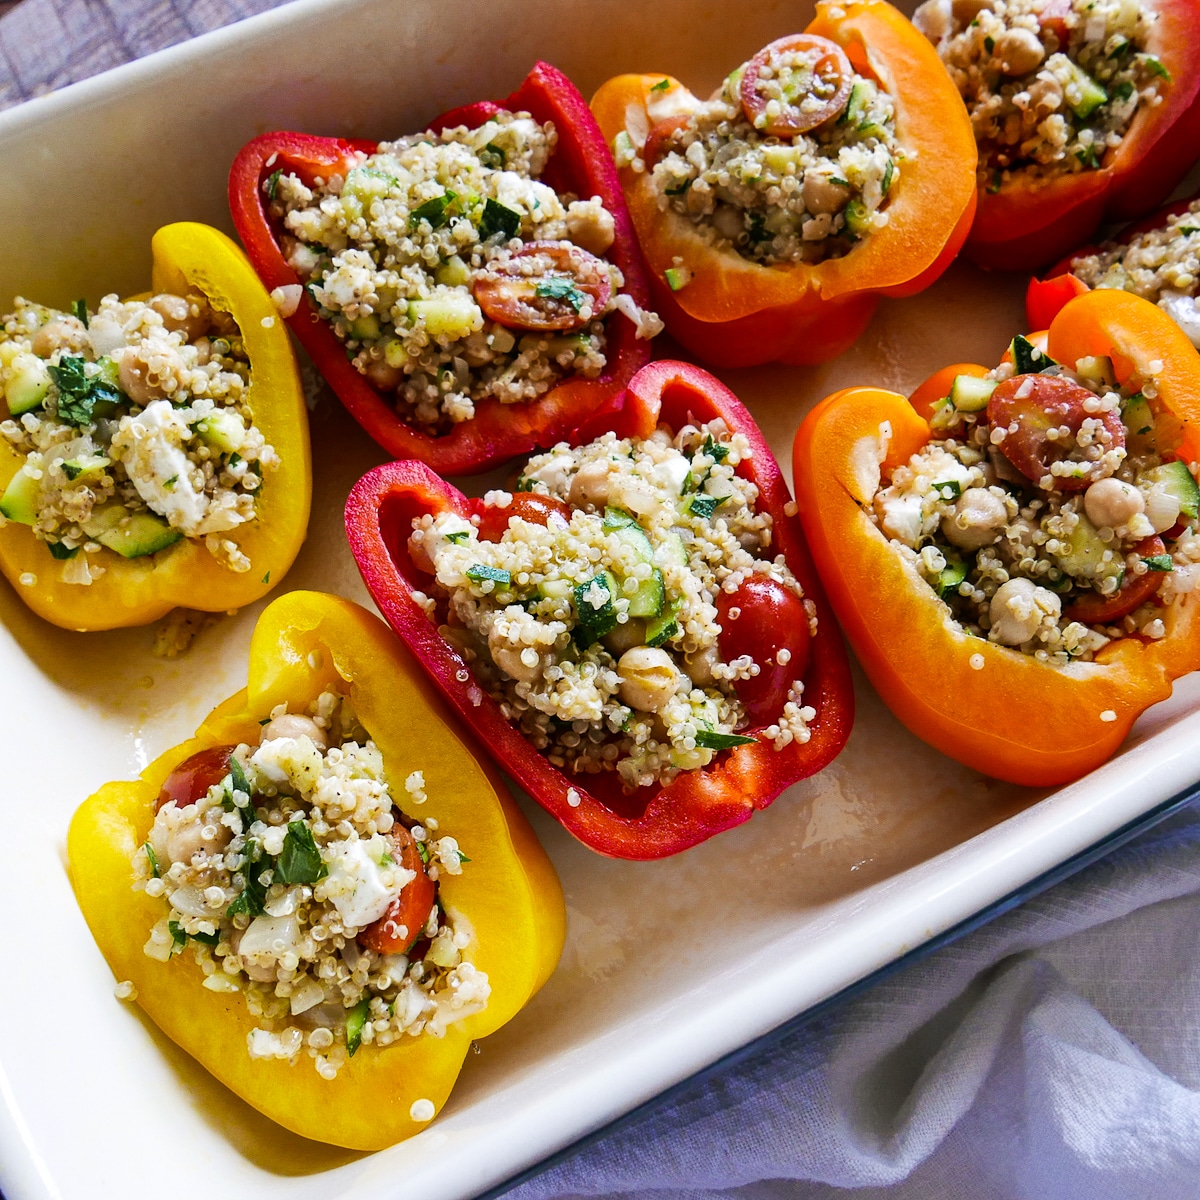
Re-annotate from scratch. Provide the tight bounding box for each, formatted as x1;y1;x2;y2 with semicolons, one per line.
2;1;1199;1196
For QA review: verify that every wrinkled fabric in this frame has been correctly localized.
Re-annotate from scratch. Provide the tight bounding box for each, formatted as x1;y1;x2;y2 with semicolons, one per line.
4;4;1200;1197
507;808;1200;1200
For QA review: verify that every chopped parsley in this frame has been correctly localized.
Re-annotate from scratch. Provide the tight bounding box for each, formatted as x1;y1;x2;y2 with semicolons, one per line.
1179;226;1199;236
535;276;587;313
688;493;722;519
411;189;458;229
466;563;512;585
261;571;271;584
48;355;124;427
70;299;89;327
144;841;161;878
665;180;691;196
479;142;506;169
445;530;470;544
702;434;729;463
1113;80;1135;101
228;753;251;799
169;920;188;951
416;839;431;865
274;820;328;886
694;729;757;750
1142;54;1171;80
1143;554;1175;572
932;480;962;501
346;997;371;1056
881;160;894;196
984;34;995;52
650;78;671;92
226;837;269;919
47;541;78;560
1075;144;1103;170
480;197;521;241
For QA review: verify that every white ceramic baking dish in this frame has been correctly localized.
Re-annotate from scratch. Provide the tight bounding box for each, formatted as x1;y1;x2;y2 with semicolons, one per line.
2;1;1199;1197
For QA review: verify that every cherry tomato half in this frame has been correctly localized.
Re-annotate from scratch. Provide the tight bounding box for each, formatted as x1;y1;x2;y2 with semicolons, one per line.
740;35;853;138
643;115;691;171
474;492;573;542
474;241;612;332
988;374;1126;492
155;745;237;813
716;576;812;726
359;824;437;954
1064;535;1168;624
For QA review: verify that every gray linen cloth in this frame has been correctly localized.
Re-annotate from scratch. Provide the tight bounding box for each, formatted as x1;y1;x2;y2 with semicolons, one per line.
3;5;1200;1199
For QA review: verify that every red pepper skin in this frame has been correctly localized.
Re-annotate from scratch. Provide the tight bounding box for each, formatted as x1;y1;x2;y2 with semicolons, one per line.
1025;186;1200;329
967;0;1200;272
228;63;652;476
344;361;854;860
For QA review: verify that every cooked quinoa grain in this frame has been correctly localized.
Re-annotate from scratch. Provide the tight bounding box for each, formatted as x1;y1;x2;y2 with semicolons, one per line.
136;691;485;1079
268;111;660;433
871;339;1200;662
0;293;276;577
410;421;816;789
913;0;1166;187
1071;200;1200;346
628;38;902;265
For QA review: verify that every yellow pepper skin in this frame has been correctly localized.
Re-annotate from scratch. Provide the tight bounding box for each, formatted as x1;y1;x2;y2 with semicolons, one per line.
68;591;565;1150
0;223;311;631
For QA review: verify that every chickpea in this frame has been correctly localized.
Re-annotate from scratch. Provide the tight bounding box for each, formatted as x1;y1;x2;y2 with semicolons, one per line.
941;487;1008;551
604;619;647;656
683;643;721;688
802;171;851;216
488;626;543;683
31;319;87;359
117;350;165;405
150;293;212;342
568;459;612;509
1144;484;1182;534
259;713;328;749
994;28;1045;75
159;819;232;868
988;577;1060;646
1084;477;1145;529
712;204;744;242
565;200;616;256
951;0;994;23
912;0;953;41
364;358;404;391
617;646;680;713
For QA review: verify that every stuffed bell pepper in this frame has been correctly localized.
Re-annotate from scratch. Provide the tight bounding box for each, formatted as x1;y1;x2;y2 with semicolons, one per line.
793;289;1200;786
589;0;977;368
913;0;1200;271
1027;189;1200;341
229;62;659;477
345;360;854;860
68;590;565;1150
0;223;311;631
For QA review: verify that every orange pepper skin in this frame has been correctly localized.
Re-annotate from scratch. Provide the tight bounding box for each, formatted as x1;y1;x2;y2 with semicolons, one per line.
792;290;1200;786
966;0;1200;272
67;591;565;1150
0;224;311;631
590;0;977;368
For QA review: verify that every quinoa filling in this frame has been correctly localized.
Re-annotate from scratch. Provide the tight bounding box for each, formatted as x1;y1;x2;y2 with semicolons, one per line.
870;338;1200;663
134;691;484;1080
619;36;901;267
913;0;1167;187
268;110;660;433
1071;200;1200;347
0;293;276;578
408;420;816;790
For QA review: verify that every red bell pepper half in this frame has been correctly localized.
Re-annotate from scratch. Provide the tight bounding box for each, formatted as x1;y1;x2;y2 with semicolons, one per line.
967;0;1200;272
344;360;854;860
228;62;652;476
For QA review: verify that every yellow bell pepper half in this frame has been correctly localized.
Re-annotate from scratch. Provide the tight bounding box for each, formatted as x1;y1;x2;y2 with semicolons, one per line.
68;591;566;1150
0;223;311;631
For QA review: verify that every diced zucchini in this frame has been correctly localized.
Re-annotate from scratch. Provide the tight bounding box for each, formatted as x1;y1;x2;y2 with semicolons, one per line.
435;255;471;288
762;145;803;175
935;551;969;599
1097;262;1128;291
646;598;682;647
61;454;111;482
193;408;246;454
343;167;396;204
1143;460;1200;520
1055;512;1124;585
1121;392;1156;440
349;314;382;342
536;578;573;601
382;338;409;369
609;522;655;564
408;295;482;340
0;464;41;524
950;374;997;412
655;531;689;569
82;505;181;558
1074;355;1115;386
1063;61;1108;119
839;81;867;126
843;199;871;238
627;568;666;619
4;354;52;415
664;266;692;292
573;571;618;644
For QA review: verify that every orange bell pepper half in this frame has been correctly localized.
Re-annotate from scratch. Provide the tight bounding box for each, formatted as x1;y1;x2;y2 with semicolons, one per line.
590;0;977;368
792;289;1200;786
